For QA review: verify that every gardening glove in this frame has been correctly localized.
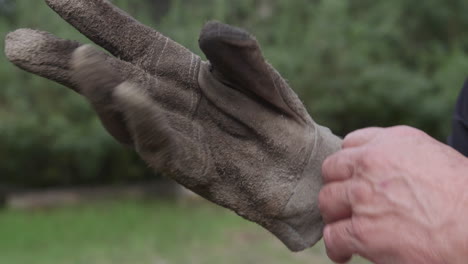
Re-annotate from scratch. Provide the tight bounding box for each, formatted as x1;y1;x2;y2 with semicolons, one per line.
4;0;342;251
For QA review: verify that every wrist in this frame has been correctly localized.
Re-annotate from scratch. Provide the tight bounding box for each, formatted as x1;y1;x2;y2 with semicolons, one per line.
437;156;468;264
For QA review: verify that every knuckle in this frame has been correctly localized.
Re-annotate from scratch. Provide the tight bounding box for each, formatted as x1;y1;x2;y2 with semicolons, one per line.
348;181;372;205
322;152;354;182
356;148;379;170
389;125;426;138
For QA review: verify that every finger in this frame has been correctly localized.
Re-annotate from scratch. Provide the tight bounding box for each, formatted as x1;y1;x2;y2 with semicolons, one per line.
5;29;140;93
199;21;307;123
5;29;81;90
5;29;194;145
71;45;136;145
113;83;212;188
319;182;352;224
71;45;124;105
113;82;172;155
5;29;139;145
342;127;383;149
322;149;356;183
46;0;197;78
324;221;361;263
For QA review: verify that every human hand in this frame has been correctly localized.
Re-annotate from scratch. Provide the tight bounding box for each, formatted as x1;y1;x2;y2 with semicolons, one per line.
320;126;468;263
4;0;342;251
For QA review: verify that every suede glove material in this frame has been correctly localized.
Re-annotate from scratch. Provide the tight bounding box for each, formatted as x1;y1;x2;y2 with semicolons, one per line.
4;0;342;251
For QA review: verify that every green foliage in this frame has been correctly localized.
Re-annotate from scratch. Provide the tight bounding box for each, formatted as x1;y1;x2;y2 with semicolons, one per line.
1;0;467;186
0;199;368;264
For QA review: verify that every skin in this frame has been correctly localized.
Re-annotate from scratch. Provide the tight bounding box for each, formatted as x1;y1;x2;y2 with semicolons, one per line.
319;126;468;263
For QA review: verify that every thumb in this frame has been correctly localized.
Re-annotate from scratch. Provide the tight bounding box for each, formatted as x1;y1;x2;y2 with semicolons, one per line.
198;21;302;122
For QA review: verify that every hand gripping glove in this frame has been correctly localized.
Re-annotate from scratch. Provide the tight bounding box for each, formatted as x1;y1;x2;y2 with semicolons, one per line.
5;0;342;251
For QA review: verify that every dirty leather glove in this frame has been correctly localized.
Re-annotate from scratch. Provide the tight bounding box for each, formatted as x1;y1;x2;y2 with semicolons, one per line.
4;0;342;251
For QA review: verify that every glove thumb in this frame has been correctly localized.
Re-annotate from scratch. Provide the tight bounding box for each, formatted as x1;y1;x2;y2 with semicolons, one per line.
199;21;302;122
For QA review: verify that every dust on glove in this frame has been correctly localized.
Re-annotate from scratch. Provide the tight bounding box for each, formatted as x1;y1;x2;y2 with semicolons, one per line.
4;0;342;251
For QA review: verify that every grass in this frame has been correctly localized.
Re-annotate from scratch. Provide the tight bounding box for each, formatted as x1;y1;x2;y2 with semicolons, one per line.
0;199;369;264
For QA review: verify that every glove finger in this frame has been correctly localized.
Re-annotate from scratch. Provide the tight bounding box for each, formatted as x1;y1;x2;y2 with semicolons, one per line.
113;83;212;190
6;29;197;145
70;44;137;145
5;29;139;145
46;0;198;80
199;21;306;123
5;29;81;90
113;82;172;159
5;29;141;94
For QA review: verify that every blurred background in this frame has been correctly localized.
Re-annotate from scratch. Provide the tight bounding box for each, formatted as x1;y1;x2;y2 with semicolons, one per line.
1;0;467;263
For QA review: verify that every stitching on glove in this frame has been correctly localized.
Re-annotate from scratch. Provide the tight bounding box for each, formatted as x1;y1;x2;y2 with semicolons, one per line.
279;122;319;218
155;37;169;69
270;65;308;124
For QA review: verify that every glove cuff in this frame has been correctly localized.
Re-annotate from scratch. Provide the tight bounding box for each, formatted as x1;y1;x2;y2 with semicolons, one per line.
267;125;342;251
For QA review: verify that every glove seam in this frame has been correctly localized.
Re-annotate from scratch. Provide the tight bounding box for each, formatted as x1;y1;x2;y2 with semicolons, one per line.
270;122;321;250
190;57;203;120
276;122;318;219
192;59;211;179
270;66;308;124
266;215;322;252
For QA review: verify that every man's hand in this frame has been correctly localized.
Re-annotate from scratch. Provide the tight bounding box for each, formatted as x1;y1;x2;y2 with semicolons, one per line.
320;126;468;263
4;0;342;251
